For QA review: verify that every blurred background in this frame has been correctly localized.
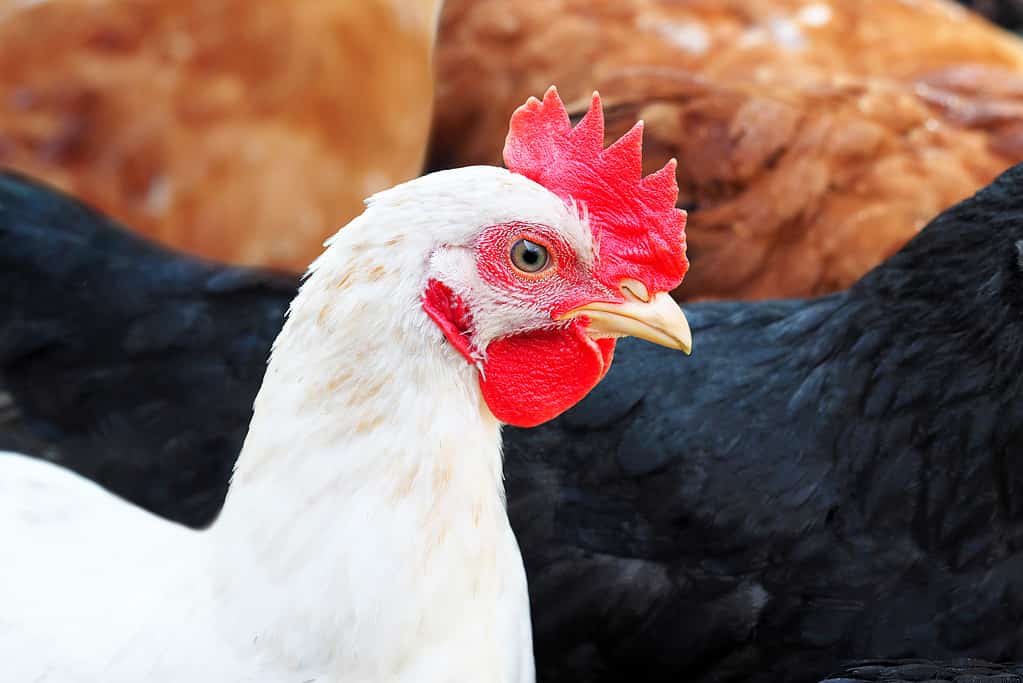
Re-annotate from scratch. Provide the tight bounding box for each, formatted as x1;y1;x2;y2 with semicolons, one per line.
3;0;1023;299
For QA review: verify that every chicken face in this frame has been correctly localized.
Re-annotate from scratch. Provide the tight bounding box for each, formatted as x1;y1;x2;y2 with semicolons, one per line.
422;87;691;427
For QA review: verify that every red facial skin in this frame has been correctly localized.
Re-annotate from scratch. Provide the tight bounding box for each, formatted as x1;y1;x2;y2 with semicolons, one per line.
424;87;689;426
421;222;622;428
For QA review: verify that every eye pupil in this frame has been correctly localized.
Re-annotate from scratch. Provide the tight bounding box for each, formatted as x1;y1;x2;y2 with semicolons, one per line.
510;239;550;274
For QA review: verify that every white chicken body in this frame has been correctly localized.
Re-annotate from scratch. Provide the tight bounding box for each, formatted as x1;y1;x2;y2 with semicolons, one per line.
0;166;595;683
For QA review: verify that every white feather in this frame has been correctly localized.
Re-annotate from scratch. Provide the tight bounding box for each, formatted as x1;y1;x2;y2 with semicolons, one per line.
0;166;588;682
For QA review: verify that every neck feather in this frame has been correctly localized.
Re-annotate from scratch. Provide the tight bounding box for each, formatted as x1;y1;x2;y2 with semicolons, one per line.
203;212;512;670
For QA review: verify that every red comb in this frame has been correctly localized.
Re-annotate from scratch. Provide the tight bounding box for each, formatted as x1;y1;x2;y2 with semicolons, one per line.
503;86;688;294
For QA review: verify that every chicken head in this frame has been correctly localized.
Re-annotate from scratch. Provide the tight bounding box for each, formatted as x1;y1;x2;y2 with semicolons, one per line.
421;87;691;427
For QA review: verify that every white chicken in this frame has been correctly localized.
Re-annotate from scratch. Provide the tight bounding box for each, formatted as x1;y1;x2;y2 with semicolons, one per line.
0;87;691;682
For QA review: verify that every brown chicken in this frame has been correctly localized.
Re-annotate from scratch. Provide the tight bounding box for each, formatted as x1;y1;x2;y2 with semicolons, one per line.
433;0;1023;299
0;0;441;269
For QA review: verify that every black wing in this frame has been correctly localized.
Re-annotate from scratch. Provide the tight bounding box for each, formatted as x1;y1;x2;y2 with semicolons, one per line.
510;298;1023;681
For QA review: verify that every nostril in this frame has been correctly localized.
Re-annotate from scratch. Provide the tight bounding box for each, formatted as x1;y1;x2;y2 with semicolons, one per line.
619;278;650;303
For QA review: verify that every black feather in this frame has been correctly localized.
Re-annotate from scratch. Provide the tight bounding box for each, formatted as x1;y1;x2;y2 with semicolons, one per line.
0;170;297;528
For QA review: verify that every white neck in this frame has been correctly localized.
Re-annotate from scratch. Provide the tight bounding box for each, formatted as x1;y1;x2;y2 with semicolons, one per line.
201;185;533;681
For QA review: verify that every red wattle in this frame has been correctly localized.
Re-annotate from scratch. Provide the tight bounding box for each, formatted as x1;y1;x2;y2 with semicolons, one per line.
422;279;476;364
479;322;615;427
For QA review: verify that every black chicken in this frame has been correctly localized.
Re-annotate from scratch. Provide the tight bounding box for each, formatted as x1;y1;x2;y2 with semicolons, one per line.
1;165;1022;682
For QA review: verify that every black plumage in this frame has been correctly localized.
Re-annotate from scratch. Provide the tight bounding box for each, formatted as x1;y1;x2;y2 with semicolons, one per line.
2;165;1023;682
0;170;296;528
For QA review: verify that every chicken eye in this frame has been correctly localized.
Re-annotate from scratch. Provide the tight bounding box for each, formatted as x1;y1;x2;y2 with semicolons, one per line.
510;239;550;274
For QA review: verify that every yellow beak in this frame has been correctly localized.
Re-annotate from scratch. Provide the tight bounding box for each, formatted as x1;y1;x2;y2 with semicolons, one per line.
558;279;692;354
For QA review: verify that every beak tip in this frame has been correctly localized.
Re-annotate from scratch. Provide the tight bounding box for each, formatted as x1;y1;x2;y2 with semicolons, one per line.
677;311;693;355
